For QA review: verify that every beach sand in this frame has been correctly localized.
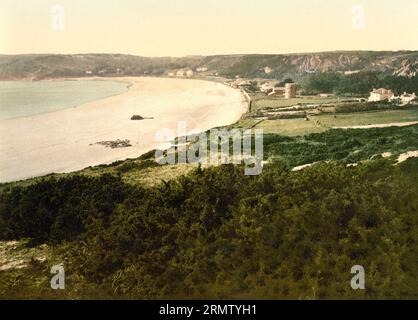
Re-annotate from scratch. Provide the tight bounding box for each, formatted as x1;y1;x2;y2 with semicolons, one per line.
0;77;247;182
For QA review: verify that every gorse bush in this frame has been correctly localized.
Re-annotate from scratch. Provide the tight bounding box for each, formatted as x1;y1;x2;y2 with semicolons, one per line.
0;158;417;299
264;125;418;166
0;174;131;243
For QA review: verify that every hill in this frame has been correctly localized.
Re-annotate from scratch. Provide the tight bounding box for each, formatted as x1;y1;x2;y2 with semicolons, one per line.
1;51;418;80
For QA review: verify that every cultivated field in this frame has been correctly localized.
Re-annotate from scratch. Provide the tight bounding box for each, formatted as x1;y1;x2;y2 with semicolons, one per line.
252;108;418;135
249;94;354;112
314;108;418;128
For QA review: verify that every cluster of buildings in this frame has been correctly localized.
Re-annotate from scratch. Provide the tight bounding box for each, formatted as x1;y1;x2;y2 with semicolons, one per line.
226;79;298;99
368;88;417;104
84;68;122;76
167;67;210;78
167;70;194;77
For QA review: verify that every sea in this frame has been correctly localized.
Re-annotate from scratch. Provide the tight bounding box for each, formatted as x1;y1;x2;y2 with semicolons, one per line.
0;80;129;120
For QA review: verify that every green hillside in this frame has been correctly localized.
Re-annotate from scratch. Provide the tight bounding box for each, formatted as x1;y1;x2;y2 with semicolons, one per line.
1;51;418;80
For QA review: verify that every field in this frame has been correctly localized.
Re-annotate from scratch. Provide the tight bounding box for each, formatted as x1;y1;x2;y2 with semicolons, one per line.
313;108;418;128
253;108;418;135
249;94;354;112
254;118;325;136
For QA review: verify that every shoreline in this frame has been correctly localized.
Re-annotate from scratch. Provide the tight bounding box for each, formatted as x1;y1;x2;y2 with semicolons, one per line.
0;78;133;121
0;77;248;183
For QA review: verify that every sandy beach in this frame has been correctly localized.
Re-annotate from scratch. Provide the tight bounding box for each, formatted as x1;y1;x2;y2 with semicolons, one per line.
0;77;247;182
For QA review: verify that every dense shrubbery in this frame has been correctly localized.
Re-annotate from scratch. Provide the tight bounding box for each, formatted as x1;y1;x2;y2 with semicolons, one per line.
0;174;132;243
264;124;418;167
333;102;398;113
0;156;417;299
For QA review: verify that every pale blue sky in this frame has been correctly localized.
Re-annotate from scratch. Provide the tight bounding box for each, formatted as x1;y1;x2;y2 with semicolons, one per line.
1;0;417;56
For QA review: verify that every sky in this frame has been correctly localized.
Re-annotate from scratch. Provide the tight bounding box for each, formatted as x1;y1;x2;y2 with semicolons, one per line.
1;0;418;56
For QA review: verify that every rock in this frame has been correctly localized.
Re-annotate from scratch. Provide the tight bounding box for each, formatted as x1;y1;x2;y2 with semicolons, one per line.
131;115;144;120
95;139;132;149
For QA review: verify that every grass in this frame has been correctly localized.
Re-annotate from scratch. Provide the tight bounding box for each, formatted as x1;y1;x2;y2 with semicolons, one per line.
0;157;200;193
0;240;115;299
255;118;326;136
312;108;418;128
255;108;418;135
121;163;198;186
0;240;67;299
250;95;354;112
263;124;418;167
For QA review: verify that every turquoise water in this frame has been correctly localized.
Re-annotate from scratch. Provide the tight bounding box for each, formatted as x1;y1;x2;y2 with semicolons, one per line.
0;80;129;120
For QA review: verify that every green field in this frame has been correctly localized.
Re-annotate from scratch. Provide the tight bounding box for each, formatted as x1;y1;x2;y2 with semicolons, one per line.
313;108;418;128
250;95;353;112
255;118;326;136
255;108;418;135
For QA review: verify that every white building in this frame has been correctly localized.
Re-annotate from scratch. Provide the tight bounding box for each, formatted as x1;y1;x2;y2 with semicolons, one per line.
260;82;275;93
264;67;272;74
368;88;394;102
196;67;208;72
399;92;417;104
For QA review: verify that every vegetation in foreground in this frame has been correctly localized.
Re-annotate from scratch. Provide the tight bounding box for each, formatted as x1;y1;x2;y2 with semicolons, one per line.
0;124;418;299
0;159;417;299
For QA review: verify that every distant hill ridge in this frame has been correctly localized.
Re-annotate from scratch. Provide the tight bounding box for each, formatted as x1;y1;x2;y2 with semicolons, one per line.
1;51;417;80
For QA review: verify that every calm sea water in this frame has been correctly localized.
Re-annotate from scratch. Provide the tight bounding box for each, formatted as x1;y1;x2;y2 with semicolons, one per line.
0;80;129;120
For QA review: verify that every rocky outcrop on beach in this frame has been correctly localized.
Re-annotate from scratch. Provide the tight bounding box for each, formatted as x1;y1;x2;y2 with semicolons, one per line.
95;139;132;149
131;115;145;120
130;115;154;120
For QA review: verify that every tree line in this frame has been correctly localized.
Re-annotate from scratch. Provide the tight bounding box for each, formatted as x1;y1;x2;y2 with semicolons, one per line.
301;72;418;96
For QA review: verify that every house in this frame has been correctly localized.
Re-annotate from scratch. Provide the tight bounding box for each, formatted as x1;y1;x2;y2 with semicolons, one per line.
176;70;186;77
368;88;394;102
264;67;272;74
196;67;208;72
259;82;275;93
399;92;417;104
186;70;194;77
